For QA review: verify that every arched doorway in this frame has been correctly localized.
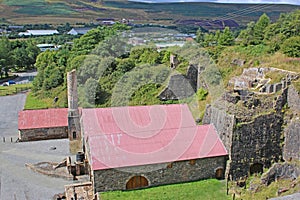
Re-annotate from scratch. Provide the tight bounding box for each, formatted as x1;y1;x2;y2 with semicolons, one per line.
126;176;149;190
250;163;263;175
215;167;224;179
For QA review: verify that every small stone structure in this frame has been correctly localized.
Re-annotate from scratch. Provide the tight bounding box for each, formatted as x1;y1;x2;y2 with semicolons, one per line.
92;156;226;192
65;182;94;200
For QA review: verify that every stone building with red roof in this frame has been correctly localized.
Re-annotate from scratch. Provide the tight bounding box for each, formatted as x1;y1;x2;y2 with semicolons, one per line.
17;70;228;194
18;108;68;141
81;104;228;192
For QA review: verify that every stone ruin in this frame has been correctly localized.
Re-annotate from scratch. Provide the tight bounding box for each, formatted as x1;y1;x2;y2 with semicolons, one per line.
229;67;299;95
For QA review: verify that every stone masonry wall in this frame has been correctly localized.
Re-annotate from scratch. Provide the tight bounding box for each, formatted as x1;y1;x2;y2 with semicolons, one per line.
19;127;68;142
202;105;235;155
287;85;300;112
229;113;283;179
283;85;300;161
93;156;226;192
283;119;300;161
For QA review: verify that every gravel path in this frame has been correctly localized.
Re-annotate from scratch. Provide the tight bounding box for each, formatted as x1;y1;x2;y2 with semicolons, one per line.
0;93;74;200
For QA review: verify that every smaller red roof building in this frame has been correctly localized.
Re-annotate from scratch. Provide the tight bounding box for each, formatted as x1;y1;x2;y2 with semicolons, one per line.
18;108;68;130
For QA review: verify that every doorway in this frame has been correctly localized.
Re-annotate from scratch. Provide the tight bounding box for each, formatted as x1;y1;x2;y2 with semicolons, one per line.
126;176;149;190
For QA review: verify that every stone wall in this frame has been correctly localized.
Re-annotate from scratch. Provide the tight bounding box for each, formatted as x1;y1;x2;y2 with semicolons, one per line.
283;85;300;161
202;105;235;154
287;85;300;112
283;119;300;161
93;156;226;192
229;113;283;179
19;126;68;142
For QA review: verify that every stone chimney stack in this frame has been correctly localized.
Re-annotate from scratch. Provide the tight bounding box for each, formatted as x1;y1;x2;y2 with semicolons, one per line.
67;70;81;142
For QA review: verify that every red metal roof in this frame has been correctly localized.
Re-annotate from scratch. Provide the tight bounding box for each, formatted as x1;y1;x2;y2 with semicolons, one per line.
81;104;227;171
18;108;68;130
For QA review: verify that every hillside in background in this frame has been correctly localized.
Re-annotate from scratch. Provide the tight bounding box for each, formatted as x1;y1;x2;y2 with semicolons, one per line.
0;0;299;26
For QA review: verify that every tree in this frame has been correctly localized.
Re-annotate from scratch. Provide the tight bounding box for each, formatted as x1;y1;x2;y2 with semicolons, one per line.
196;29;205;46
237;21;255;46
84;78;100;104
253;13;270;44
218;27;235;46
281;36;300;57
0;37;12;76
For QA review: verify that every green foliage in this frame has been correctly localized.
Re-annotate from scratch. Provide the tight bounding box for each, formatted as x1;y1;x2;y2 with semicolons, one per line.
281;36;300;57
84;78;100;105
129;83;162;106
101;179;230;200
196;88;208;101
253;13;270;44
218;27;235;46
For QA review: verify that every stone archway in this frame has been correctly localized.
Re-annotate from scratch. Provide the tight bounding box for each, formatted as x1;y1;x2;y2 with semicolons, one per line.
126;175;149;190
250;163;263;175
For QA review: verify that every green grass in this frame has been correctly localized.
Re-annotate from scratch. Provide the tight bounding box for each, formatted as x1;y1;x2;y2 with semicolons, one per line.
100;179;230;200
24;86;67;109
0;83;32;96
24;91;53;109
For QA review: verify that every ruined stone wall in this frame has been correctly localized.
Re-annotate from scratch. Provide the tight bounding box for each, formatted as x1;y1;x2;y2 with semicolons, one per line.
19;127;68;142
229;113;283;179
202;105;235;154
287;85;300;112
93;156;226;192
283;119;300;161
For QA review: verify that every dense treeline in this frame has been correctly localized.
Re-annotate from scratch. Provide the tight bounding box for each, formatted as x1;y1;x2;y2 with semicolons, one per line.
0;37;40;78
32;23;174;107
196;10;300;58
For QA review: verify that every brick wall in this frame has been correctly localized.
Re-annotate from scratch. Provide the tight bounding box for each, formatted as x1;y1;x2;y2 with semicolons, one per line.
93;156;226;192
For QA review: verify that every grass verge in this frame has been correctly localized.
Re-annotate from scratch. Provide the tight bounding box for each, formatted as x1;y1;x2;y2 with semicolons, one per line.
100;179;230;200
0;83;32;96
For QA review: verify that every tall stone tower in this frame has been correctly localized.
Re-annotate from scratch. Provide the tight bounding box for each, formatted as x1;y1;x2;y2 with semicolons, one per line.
67;69;81;143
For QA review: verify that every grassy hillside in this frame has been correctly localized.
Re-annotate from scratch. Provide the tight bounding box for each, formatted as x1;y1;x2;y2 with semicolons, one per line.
0;0;299;25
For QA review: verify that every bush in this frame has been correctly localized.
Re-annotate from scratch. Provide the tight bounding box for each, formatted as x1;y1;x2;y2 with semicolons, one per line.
196;88;208;101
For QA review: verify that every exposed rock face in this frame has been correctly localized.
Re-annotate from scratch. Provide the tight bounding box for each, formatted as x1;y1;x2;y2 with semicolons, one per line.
261;162;300;186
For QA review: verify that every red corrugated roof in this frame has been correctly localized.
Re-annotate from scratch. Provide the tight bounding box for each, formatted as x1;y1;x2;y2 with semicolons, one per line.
18;108;68;130
81;104;227;171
